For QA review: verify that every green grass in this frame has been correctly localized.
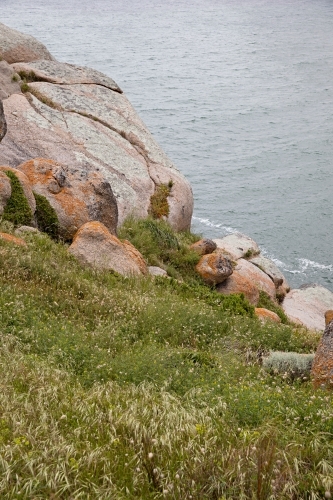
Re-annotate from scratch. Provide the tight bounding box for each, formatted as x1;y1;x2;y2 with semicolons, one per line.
0;221;330;499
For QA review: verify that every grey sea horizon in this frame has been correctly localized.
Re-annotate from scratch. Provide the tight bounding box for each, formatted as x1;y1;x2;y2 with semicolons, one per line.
1;0;333;290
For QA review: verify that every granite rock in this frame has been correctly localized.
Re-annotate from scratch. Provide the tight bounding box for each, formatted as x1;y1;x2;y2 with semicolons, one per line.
282;284;333;331
213;233;260;261
0;22;53;63
196;253;233;286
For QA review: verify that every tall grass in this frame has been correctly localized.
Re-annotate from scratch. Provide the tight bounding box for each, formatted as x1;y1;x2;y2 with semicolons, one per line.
0;220;330;499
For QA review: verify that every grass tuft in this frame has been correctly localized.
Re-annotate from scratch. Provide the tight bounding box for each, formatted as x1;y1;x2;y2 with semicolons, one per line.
34;192;59;239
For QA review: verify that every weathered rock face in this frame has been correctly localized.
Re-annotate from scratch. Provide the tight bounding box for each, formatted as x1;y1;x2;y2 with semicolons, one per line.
196;253;233;286
282;284;333;331
0;171;11;215
216;258;276;305
0;166;36;218
190;238;217;256
255;308;281;323
250;255;290;299
213;233;260;261
311;316;333;388
0;23;54;64
69;221;148;276
0;46;193;231
0;60;21;100
18;158;118;240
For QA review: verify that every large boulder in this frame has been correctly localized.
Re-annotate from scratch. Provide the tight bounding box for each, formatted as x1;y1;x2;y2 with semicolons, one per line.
68;221;148;276
196;253;233;286
216;258;276;305
311;312;333;388
213;233;260;261
0;23;53;63
250;255;290;299
0;48;193;231
18;158;118;240
282;284;333;331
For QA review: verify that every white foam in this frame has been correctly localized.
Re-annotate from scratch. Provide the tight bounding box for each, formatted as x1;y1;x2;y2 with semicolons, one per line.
192;216;238;234
298;258;333;272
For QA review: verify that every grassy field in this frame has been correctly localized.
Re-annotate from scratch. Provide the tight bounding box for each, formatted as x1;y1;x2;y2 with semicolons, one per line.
0;218;332;499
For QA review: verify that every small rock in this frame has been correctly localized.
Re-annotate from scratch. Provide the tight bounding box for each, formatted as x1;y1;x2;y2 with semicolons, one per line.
15;225;39;234
255;308;281;323
213;233;260;261
190;238;217;256
196;253;233;286
282;285;333;331
148;266;168;277
69;221;148;276
311;312;333;388
217;259;276;305
0;232;27;246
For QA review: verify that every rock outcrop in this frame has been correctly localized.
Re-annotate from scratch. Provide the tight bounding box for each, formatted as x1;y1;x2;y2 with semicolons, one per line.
68;221;148;276
0;22;53;64
217;258;276;305
196;253;233;286
18;158;118;240
0;25;193;231
311;311;333;388
0;232;27;246
282;284;333;331
213;233;260;261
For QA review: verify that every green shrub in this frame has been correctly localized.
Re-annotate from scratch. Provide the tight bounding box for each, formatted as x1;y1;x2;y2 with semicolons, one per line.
262;351;315;380
149;183;171;219
119;216;201;282
34;192;59;239
2;170;32;226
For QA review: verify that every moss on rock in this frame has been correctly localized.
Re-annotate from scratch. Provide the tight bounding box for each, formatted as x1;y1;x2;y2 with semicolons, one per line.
2;170;32;226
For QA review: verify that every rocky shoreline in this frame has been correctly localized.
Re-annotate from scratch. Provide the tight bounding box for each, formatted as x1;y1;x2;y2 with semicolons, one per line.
1;22;333;334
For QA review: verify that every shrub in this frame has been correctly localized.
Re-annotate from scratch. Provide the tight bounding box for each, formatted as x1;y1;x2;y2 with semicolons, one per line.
33;192;59;239
262;351;315;380
2;170;32;226
149;183;172;219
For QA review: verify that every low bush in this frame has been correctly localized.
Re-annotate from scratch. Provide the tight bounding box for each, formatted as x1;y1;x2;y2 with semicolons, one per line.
263;351;315;380
34;192;59;239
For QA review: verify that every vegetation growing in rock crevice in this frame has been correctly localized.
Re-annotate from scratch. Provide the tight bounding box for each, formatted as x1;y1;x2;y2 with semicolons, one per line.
33;192;59;239
2;170;32;226
149;181;173;219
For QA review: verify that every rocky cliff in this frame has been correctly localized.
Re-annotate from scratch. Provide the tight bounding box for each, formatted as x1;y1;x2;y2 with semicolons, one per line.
0;23;193;233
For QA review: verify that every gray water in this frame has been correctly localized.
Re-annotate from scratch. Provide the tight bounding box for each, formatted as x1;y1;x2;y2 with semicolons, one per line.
1;0;333;290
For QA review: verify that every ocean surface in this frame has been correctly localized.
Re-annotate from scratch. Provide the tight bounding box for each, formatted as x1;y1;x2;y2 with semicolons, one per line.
1;0;333;290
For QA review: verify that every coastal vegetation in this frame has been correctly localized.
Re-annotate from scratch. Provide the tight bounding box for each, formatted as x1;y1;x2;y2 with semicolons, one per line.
0;218;332;499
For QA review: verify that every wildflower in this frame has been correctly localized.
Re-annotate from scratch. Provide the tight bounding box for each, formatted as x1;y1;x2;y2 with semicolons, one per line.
148;452;154;459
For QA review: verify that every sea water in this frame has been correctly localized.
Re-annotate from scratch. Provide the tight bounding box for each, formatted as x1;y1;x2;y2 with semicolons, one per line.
1;0;333;290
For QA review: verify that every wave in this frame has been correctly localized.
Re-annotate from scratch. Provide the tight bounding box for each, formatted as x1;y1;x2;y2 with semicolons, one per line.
192;216;239;235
